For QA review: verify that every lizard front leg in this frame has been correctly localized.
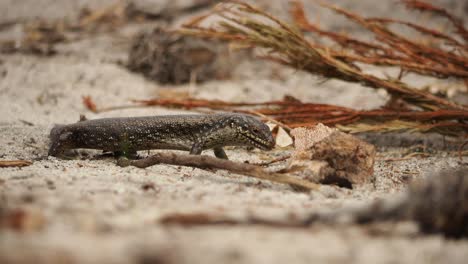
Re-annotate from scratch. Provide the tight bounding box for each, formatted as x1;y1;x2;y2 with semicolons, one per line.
213;147;228;159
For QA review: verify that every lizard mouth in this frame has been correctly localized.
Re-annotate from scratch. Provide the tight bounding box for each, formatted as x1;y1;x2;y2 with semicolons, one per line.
243;132;275;150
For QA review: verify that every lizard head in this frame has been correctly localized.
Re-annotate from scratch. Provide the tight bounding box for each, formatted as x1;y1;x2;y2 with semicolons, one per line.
228;114;275;150
48;125;75;157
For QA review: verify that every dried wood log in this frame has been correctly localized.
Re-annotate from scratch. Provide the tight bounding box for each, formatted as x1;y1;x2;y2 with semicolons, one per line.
117;152;320;191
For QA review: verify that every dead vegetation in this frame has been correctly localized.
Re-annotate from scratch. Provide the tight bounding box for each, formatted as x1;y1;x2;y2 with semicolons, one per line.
0;160;32;168
173;0;467;136
87;96;468;137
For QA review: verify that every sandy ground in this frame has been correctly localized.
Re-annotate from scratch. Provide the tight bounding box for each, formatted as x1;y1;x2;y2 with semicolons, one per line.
1;1;468;263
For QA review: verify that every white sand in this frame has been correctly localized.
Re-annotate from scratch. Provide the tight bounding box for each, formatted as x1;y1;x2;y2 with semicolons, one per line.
1;1;467;263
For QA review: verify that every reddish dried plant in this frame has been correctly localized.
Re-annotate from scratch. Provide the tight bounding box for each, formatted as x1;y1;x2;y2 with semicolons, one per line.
172;0;468;135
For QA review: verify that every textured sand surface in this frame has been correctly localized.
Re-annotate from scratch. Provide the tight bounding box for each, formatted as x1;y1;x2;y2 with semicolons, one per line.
1;1;467;263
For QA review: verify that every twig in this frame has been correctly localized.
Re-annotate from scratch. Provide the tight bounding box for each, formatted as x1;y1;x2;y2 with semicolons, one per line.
244;110;292;132
117;152;319;191
160;212;308;227
401;0;468;41
0;160;33;168
459;140;468;161
18;119;34;126
90;97;468;136
254;155;291;166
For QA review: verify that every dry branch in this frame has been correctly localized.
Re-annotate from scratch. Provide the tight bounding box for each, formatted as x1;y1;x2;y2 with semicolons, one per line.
169;0;468;136
90;97;468;136
117;152;320;191
179;1;467;111
292;1;467;79
0;160;33;168
160;212;307;228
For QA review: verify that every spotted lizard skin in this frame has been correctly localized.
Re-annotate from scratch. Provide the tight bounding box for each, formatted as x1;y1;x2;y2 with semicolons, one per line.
48;114;275;159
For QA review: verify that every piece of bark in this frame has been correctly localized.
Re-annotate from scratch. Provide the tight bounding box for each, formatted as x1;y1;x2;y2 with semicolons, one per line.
290;124;375;186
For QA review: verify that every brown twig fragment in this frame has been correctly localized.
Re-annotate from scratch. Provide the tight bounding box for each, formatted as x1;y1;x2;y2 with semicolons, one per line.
160;212;304;228
254;155;291;166
0;160;33;168
117;152;319;191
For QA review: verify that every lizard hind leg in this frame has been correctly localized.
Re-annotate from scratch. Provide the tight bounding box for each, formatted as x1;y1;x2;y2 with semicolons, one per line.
213;147;228;159
190;142;203;155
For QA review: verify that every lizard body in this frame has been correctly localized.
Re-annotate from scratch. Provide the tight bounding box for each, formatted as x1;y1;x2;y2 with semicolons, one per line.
48;114;275;159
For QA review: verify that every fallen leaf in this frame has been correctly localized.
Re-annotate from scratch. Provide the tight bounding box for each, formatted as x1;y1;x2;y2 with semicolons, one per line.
265;122;277;131
82;95;97;112
291;124;336;151
275;127;293;147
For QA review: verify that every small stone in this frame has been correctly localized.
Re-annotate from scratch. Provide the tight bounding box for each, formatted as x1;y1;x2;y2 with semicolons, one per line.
289;124;375;187
291;123;336;153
